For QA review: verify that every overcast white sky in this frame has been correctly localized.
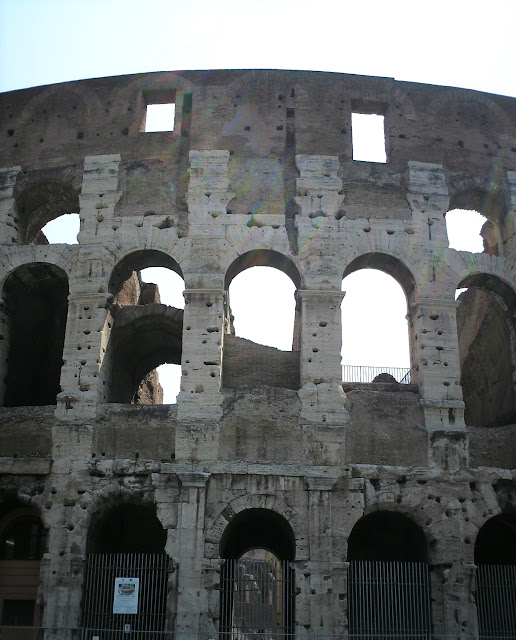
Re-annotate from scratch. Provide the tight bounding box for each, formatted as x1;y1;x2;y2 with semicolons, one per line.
1;0;514;401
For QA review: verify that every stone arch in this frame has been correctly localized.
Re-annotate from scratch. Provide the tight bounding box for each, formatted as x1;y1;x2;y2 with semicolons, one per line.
1;261;69;407
107;305;183;403
19;85;100;131
13;168;81;244
342;252;416;303
206;493;305;561
224;249;301;290
455;272;516;427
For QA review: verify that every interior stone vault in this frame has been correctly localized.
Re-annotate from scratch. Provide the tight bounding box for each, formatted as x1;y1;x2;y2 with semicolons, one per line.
0;69;515;639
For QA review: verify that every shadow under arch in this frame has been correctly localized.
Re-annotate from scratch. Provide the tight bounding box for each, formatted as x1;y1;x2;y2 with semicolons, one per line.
456;273;516;427
348;510;428;562
83;502;172;636
14;179;80;245
2;262;69;407
474;513;516;638
347;511;431;639
87;502;166;554
0;500;47;627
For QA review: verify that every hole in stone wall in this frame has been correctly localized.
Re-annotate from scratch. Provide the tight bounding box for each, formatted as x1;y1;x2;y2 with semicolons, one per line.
446;209;486;253
142;103;175;132
351;113;387;163
41;213;80;244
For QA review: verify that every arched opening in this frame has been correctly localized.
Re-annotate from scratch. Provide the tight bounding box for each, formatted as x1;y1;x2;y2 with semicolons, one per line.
341;254;414;385
0;503;46;628
219;509;295;639
347;511;431;638
14;180;80;245
456;274;516;427
83;503;172;636
105;251;184;404
474;514;516;638
446;189;507;256
2;263;69;407
223;251;300;390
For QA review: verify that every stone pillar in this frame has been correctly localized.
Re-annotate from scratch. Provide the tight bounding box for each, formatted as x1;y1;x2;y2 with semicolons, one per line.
56;290;111;423
176;288;225;424
297;290;349;425
0;165;21;244
173;472;210;639
406;161;450;248
77;154;121;244
304;475;339;633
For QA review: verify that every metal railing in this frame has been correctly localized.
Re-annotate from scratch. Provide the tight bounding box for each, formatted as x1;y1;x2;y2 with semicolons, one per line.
342;365;411;384
476;564;516;639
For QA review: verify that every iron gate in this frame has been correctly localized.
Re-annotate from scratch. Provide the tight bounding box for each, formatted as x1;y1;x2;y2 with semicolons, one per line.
476;563;516;638
220;556;294;640
348;561;432;639
82;553;173;639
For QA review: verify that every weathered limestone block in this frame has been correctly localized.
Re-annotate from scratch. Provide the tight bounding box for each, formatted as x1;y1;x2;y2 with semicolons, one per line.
187;150;235;233
295;154;344;241
172;472;210;638
78;154;122;244
407;161;449;248
297;289;349;425
177;289;225;422
0;166;22;244
57;291;112;422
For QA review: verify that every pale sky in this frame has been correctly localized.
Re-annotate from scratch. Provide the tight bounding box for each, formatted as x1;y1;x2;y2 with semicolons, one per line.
2;0;514;401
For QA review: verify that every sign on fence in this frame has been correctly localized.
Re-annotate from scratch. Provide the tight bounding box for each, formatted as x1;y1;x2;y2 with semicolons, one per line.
113;577;139;614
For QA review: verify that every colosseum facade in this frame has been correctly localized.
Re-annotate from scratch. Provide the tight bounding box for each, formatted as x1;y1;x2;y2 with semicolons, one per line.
0;69;515;639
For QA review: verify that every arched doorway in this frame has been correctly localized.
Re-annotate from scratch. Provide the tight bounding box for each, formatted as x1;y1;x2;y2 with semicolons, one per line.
219;508;295;639
83;503;173;638
475;514;516;638
347;511;431;639
0;505;46;632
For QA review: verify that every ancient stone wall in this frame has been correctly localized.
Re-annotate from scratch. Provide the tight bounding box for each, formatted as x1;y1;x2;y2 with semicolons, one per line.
0;70;515;638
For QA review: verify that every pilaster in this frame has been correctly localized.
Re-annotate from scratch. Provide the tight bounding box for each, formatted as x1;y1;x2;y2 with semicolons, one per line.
77;155;122;244
176;288;225;423
296;289;349;425
173;472;210;638
0;165;22;244
407;161;450;248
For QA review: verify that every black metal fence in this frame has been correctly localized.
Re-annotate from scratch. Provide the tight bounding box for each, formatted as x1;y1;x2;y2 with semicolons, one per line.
476;563;516;639
342;366;411;384
81;553;172;640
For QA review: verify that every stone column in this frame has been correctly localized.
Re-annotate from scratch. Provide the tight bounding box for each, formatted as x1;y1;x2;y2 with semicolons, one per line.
303;475;339;633
0;165;21;244
56;289;111;423
173;472;210;639
176;288;225;424
297;290;349;425
77;154;121;244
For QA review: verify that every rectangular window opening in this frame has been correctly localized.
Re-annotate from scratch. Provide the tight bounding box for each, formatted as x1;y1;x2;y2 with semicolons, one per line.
351;112;387;163
143;102;176;133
